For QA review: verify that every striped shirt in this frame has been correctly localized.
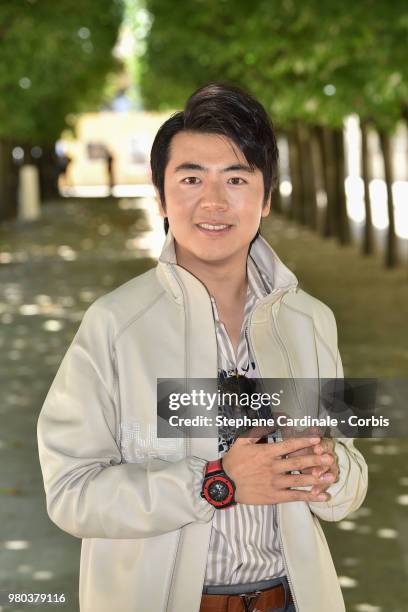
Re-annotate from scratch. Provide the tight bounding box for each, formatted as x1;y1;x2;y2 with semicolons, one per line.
204;255;285;585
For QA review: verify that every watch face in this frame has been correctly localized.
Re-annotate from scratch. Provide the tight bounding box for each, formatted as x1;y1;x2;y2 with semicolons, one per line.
208;480;229;502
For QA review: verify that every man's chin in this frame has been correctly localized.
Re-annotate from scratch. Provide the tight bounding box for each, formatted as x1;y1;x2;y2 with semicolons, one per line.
188;247;245;266
174;237;251;267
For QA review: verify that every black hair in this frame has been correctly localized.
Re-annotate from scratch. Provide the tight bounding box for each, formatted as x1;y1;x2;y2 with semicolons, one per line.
150;81;279;238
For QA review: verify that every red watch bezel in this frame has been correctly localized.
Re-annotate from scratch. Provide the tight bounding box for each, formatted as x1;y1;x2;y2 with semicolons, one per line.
201;459;236;508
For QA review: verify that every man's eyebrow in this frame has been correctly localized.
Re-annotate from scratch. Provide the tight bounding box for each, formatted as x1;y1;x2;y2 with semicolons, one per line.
222;164;255;173
174;163;206;173
173;162;255;173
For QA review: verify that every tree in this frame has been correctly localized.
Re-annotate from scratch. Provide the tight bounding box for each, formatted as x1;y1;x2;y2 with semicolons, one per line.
0;0;124;219
137;0;408;265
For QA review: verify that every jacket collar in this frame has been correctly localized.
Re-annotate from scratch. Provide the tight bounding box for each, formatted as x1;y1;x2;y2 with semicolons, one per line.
156;228;298;304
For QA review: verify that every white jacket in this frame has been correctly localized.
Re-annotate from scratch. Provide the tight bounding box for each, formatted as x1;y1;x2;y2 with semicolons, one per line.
37;230;368;612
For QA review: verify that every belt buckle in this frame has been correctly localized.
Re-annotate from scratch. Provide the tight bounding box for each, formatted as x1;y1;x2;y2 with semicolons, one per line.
239;590;262;612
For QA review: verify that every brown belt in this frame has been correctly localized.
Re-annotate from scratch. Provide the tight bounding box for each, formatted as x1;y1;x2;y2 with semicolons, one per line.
199;582;293;612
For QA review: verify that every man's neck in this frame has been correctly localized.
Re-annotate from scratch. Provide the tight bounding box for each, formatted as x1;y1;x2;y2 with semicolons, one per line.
174;243;248;308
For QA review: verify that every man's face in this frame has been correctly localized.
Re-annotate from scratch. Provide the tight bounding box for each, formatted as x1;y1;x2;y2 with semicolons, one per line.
156;131;270;266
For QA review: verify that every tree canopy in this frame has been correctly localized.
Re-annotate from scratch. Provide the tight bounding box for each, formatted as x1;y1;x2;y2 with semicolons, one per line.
138;0;408;131
0;0;124;144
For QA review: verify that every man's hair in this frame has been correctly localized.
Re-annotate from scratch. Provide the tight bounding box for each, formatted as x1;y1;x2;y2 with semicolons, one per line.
150;81;279;236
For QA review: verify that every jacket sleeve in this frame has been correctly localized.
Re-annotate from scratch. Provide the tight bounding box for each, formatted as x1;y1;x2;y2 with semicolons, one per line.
308;348;368;522
37;300;215;540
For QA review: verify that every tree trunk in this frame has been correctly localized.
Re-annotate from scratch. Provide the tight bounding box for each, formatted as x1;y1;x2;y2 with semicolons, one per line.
296;121;317;229
315;125;332;237
360;121;374;255
333;127;351;244
271;177;282;213
401;105;408;179
38;143;60;201
321;126;337;238
270;130;283;214
0;140;18;221
378;129;398;267
287;128;303;222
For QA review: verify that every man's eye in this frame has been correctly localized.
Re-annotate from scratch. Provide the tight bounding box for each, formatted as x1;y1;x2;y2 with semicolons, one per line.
182;177;200;184
228;177;246;185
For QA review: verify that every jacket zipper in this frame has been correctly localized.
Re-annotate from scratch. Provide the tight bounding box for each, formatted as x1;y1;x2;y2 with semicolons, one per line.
243;290;280;377
270;298;305;422
278;509;300;612
271;305;296;380
244;289;296;402
246;291;300;612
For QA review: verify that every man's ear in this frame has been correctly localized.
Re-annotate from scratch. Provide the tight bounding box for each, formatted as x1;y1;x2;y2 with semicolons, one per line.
261;194;272;217
154;188;166;218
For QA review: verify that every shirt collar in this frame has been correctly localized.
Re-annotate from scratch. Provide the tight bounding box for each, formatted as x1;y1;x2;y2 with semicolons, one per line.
159;231;277;301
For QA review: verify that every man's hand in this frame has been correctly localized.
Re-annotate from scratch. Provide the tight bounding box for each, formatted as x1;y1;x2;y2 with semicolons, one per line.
284;436;339;497
221;433;337;505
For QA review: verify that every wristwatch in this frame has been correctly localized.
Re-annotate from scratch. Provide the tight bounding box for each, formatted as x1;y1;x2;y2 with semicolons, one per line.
200;459;236;509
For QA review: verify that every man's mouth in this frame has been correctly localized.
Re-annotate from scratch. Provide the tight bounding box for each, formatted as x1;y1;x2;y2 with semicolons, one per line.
196;222;232;232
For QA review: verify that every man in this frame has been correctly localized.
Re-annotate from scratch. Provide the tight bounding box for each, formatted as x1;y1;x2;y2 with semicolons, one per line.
37;82;368;612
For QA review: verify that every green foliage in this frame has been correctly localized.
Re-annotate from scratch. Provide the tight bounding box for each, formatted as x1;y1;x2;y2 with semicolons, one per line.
138;0;408;131
0;0;124;143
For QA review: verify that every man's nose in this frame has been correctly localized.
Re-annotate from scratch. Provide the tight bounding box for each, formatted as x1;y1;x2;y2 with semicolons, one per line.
200;181;228;211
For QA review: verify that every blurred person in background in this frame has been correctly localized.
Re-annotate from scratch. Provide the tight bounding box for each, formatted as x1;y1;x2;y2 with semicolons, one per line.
55;146;72;190
104;147;115;194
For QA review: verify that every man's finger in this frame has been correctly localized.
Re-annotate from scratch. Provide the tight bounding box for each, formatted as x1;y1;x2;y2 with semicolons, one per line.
285;446;313;458
313;438;334;455
278;489;331;503
274;437;321;457
310;466;330;477
277;472;335;489
278;452;333;474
